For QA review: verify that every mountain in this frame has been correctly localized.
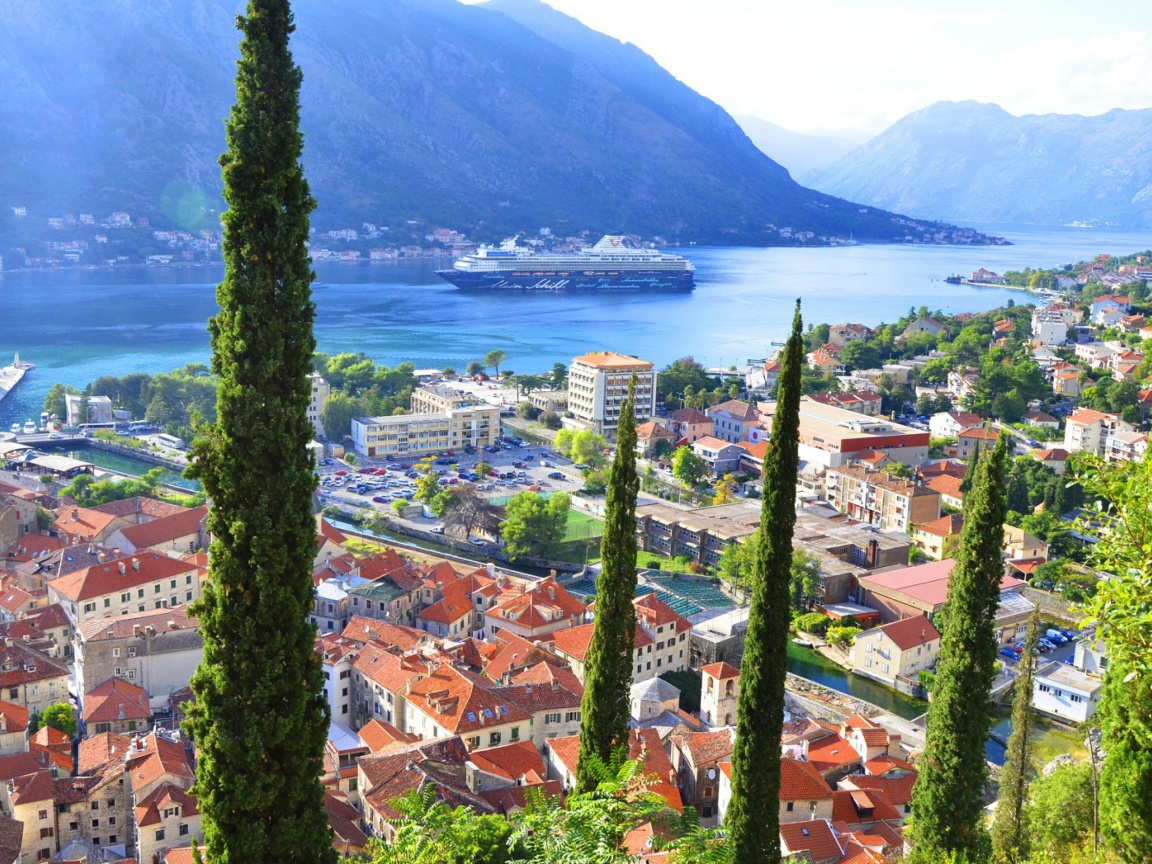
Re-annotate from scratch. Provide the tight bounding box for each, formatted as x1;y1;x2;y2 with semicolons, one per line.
807;100;1152;227
734;115;858;180
0;0;979;244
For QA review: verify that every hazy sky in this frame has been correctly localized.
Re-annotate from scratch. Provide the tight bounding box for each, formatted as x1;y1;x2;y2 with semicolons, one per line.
471;0;1152;139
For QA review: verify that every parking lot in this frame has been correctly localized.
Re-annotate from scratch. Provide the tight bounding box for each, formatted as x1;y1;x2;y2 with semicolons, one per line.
316;434;588;529
998;624;1081;668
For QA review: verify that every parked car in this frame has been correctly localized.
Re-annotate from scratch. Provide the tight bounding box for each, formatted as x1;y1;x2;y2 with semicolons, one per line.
469;537;486;546
574;463;591;471
548;471;564;480
1046;629;1068;644
1000;647;1022;660
430;526;445;534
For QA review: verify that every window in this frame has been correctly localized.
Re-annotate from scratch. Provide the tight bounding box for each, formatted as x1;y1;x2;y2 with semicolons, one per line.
84;602;96;613
69;822;78;831
179;824;189;836
881;664;889;673
155;584;161;594
156;829;165;842
187;575;193;584
510;727;520;741
186;591;193;602
128;670;136;680
91;802;99;810
467;736;480;748
138;589;145;599
566;711;580;723
865;658;872;668
38;810;48;821
92;820;99;828
171;579;177;589
108;835;117;844
108;815;116;825
120;593;130;603
786;802;794;812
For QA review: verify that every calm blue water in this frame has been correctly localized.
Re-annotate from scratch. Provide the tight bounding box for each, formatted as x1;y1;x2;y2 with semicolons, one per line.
1;222;1150;427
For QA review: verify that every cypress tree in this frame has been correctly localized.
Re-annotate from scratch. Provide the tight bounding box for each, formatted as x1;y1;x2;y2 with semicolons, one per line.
726;301;804;863
1098;659;1152;860
991;610;1040;863
910;434;1009;862
184;2;335;862
960;442;981;494
577;376;640;791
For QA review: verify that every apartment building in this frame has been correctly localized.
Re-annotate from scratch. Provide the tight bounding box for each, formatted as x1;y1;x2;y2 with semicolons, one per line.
350;403;499;458
1064;408;1134;457
409;384;482;414
824;465;941;534
307;372;331;438
47;554;207;628
566;352;656;436
849;616;941;688
705;400;759;443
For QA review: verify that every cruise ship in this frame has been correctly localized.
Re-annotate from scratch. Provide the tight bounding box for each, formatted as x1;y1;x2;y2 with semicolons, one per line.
436;236;695;292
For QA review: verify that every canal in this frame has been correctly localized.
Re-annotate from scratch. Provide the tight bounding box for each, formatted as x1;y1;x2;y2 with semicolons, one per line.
61;445;201;492
786;641;928;721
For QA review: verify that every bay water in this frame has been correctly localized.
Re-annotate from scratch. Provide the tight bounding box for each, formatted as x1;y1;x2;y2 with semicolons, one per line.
2;222;1150;428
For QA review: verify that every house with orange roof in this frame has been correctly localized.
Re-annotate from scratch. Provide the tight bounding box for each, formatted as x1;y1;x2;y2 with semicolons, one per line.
135;782;202;864
22;603;72;658
955;427;999;461
807;343;845;374
544;728;683;811
350;644;428;730
483;575;586;641
909;513;964;561
636;420;676;457
324;789;369;857
0;701;27;755
318;632;361;724
1030;447;1070;476
83;677;151;735
3;768;55;861
851;615;941;689
736;439;770;476
706;400;760;444
0;639;70;714
567;352;657;435
47;552;206;627
75;606;202;710
1064;407;1133;456
0;533;66;571
921;473;964;510
633;593;691;677
501;661;585;748
824;464;941;534
357;718;417;754
779;818;848;864
669;728;734;825
690;435;745;476
829;323;873;347
549;621;653;685
49;506;132;546
666;408;713;444
402;663;532;751
717;757;836;826
0;585;38;623
340;615;429;654
105;505;207;556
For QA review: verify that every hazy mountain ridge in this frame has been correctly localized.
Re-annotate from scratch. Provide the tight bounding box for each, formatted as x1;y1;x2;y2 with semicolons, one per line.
807;100;1152;227
0;0;974;243
734;115;858;180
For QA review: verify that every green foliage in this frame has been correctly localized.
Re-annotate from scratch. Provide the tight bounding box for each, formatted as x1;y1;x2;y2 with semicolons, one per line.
415;472;440;503
789;549;822;611
727;301;804;863
182;3;336;861
516;400;540;420
554;428;609;469
539;410;562;430
918;670;937;692
1097;658;1152;861
29;703;77;737
840;339;881;371
825;625;861;646
577;377;639;791
390;499;408;517
911;436;1009;860
441;485;501;540
60;467;166;508
711;472;737;505
671;446;707;487
794;613;830;635
466;360;485;377
367;783;515;864
500;491;570;561
483;349;506;377
42;382;79;420
992;612;1040;864
1024;761;1098;862
35;507;53;531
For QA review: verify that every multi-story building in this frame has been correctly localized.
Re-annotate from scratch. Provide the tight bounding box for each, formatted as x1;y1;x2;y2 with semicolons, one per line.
566;352;656;436
705;401;759;444
0;639;71;715
690;437;744;476
409;384;482;414
928;410;983;440
74;608;202;710
828;323;872;347
824;465;941;534
1064;408;1134;457
849;616;941;688
307;372;331;439
1031;306;1069;346
756;397;929;468
666;408;713;444
47;554;207;628
350;403;499;458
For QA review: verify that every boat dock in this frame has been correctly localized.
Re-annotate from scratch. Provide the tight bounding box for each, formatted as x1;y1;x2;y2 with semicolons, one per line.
0;354;33;407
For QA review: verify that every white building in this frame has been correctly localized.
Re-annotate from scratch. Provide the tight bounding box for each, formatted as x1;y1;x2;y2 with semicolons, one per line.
1030;307;1069;346
1064;408;1133;457
308;372;331;438
928;410;984;440
567;352;657;436
65;393;114;426
350;404;500;458
1033;662;1103;724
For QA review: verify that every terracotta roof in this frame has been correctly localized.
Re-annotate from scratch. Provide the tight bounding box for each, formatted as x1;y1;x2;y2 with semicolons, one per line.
485;576;586;632
671;730;733;767
700;661;740;680
831;787;903;823
572;352;653;370
480;779;564;816
359;737;494;822
404;664;532;734
922;474;964;501
779;758;836;801
1;533;66;563
708;400;759;421
78;605;197;642
0;813;22;864
806;733;862;775
83;677;150;724
840;772;918;806
469;741;546;783
50;552;203;603
958;427;999;441
915;514;963;538
10;769;53;805
634;593;691;634
125;732;195;794
23;603;70;632
863;754;915;775
1023;410;1058;424
550;621;651;663
481;629;555;682
78;731;133;772
779;819;844;863
1070;408;1118;425
667;408;711;424
317;517;349;546
325;789;369;851
114;505;206;550
135;781;199;827
90;497;187;520
0;750;54;784
636;421;675;440
352;648;427;695
546;730;683;811
737;440;770;461
0;701;28;735
30;723;68;751
501;670;583;715
340;616;427;652
357;719;417;753
49;507;126;540
0;641;69;688
1033;448;1070;462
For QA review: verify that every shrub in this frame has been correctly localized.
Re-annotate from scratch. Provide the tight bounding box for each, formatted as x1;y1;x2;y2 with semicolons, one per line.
646;558;663;570
540;411;562;430
826;625;862;646
795;613;831;635
919;670;937;692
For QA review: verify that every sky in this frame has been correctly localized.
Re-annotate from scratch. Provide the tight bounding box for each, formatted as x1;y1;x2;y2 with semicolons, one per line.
468;0;1152;140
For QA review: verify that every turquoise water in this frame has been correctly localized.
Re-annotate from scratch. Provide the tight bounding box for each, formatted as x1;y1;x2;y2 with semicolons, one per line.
2;223;1150;429
786;641;927;721
61;446;201;491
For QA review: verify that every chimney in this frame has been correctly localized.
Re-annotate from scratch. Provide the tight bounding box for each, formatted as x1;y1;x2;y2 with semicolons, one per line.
131;558;140;571
133;624;141;638
486;563;495;578
71;509;78;522
117;561;126;575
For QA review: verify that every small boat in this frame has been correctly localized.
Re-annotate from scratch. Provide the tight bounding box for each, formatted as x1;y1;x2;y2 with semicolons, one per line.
22;420;36;435
9;423;19;433
793;638;815;648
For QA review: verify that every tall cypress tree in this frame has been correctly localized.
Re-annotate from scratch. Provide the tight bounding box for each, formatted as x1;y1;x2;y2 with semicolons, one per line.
577;376;640;791
726;301;804;863
960;442;981;494
184;2;335;861
910;434;1009;862
991;610;1040;863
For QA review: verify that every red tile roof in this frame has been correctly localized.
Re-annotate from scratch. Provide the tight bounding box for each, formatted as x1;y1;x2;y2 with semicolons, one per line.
778;758;836;801
1;533;66;563
671;730;734;767
700;661;740;680
135;781;199;827
78;605;197;642
50;552;203;602
49;507;126;541
841;772;918;806
550;621;652;663
83;677;150;724
915;514;963;538
806;734;863;775
357;719;417;753
873;615;941;650
125;732;195;794
831;787;903;823
341;616;427;652
0;701;28;735
469;740;546;783
9;769;53;805
404;664;532;734
779;819;845;863
325;789;369;852
115;505;206;551
79;731;133;772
